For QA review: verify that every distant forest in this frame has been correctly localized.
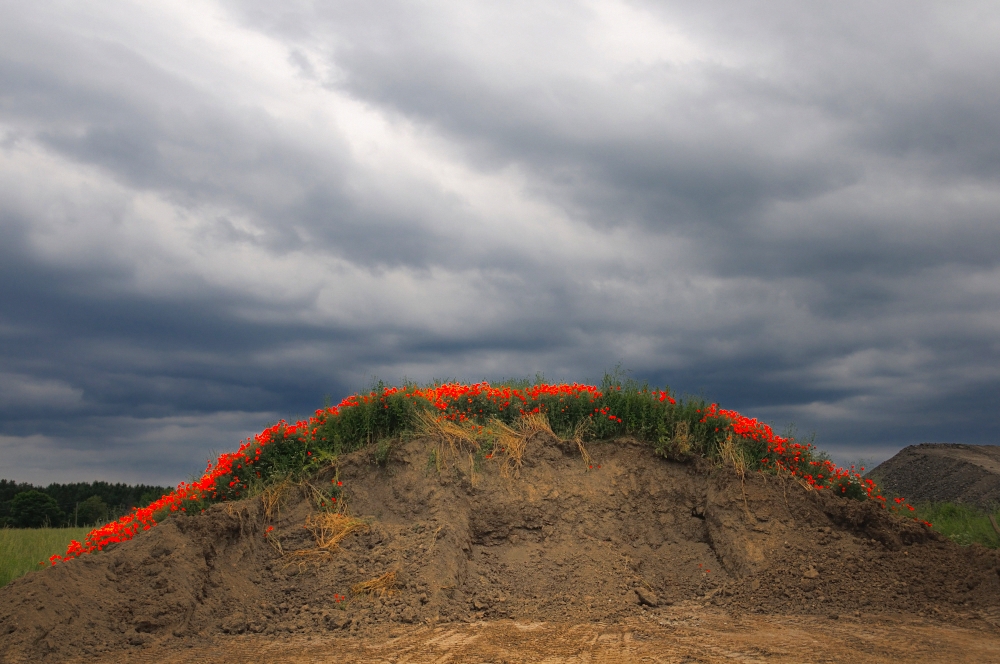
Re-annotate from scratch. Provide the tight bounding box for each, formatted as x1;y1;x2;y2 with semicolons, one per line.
0;479;172;528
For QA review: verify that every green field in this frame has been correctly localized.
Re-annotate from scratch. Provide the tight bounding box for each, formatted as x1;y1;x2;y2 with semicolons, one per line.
911;502;1000;548
0;527;91;587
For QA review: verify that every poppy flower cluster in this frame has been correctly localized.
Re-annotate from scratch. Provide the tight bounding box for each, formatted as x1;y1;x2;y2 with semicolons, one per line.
406;382;605;423
698;403;922;520
48;410;344;565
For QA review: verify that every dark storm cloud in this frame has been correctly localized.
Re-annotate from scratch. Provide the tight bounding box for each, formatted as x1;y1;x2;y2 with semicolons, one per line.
1;0;999;484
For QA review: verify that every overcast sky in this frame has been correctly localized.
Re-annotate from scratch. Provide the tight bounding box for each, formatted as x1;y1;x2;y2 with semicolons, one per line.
1;1;998;486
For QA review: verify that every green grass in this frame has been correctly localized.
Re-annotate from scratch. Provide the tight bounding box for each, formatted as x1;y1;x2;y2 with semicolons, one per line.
0;527;91;587
911;502;1000;548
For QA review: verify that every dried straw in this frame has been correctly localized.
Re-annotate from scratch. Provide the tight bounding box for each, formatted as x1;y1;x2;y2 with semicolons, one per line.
350;570;398;598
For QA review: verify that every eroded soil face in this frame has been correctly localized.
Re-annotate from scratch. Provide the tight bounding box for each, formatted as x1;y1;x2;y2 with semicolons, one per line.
3;434;1000;663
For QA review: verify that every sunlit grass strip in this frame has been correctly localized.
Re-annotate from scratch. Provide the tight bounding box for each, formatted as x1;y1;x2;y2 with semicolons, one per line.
910;502;1000;548
0;527;91;587
49;376;925;565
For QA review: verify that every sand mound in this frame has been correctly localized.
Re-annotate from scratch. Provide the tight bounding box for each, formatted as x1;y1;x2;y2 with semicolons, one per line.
3;433;1000;662
869;443;1000;510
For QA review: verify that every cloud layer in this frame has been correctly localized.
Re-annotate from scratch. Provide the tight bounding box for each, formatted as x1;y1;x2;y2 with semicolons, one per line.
1;0;999;484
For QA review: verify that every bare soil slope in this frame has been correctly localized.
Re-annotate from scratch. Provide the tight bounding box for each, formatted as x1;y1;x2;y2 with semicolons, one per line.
870;443;1000;509
3;433;1000;663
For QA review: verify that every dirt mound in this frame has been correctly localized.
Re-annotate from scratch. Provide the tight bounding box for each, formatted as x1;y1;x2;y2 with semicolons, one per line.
869;443;1000;509
3;434;1000;663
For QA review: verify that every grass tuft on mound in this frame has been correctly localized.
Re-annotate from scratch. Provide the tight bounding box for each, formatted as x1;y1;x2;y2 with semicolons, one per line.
47;374;928;566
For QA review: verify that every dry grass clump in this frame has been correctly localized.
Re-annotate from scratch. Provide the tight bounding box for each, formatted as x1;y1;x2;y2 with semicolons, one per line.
259;478;304;555
417;411;481;473
718;431;753;513
283;512;368;569
306;512;368;550
659;420;693;461
719;432;749;477
485;419;526;478
350;570;398;598
261;478;294;521
487;414;552;478
568;419;594;467
419;410;592;480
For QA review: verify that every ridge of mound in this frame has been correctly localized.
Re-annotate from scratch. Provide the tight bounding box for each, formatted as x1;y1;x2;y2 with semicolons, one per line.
2;434;999;663
869;444;1000;510
34;380;916;571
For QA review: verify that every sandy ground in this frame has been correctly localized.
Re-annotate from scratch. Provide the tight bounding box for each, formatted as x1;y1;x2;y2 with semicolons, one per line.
84;607;1000;664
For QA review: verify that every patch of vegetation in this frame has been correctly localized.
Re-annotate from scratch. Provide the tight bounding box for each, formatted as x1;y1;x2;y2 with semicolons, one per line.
0;527;91;587
910;502;1000;549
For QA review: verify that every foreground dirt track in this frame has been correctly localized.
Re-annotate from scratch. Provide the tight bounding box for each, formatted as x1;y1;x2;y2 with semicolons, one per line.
4;432;1000;662
86;611;1000;664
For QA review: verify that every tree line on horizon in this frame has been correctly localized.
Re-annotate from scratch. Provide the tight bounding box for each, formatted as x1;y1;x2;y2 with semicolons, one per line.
0;479;172;528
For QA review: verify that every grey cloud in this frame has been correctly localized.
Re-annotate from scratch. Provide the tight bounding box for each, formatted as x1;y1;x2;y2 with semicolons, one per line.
0;12;444;269
0;373;83;410
260;0;1000;243
1;0;999;485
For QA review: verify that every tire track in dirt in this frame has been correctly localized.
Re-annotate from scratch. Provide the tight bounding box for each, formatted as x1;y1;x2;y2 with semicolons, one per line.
82;610;1000;663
